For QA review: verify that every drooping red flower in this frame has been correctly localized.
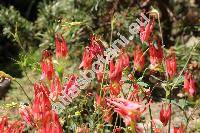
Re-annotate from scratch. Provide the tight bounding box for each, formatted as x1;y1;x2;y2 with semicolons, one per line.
40;58;55;81
107;98;142;126
31;82;52;126
133;45;145;71
166;51;177;79
19;105;33;126
140;18;155;43
0;116;24;133
42;49;53;60
95;94;102;107
41;111;62;133
94;62;104;82
88;34;104;58
55;34;68;58
79;35;104;69
50;75;62;101
184;71;196;96
8;120;25;133
96;70;104;82
119;51;130;69
159;103;171;127
32;90;51;124
165;47;177;78
34;82;50;97
0;116;8;132
149;38;163;68
79;47;93;69
63;75;79;96
20;81;62;132
109;59;123;82
173;123;184;133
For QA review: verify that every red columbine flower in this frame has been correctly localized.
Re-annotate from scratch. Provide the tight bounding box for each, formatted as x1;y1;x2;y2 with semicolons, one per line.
79;47;93;69
149;38;163;69
133;45;145;71
50;75;62;101
19;105;33;126
159;103;171;127
173;123;184;133
119;51;130;69
96;68;104;83
34;82;50;97
79;35;104;69
31;82;51;126
55;34;68;58
40;51;55;81
32;91;51;123
40;59;54;80
109;59;123;82
0;116;8;132
96;71;104;82
42;49;53;59
184;71;196;96
63;75;78;95
107;98;142;126
95;94;103;107
140;17;155;43
41;111;62;133
20;81;62;132
93;61;104;82
8;120;25;133
88;34;104;58
166;49;177;79
0;116;24;133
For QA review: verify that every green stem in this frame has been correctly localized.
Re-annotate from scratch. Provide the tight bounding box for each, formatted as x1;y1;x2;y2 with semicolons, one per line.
24;68;34;85
168;88;171;133
185;103;200;131
14;80;32;105
131;120;136;133
148;104;153;133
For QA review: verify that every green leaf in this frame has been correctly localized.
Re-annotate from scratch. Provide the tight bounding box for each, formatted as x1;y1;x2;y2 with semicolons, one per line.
124;80;133;84
56;65;64;79
173;75;184;85
178;99;188;109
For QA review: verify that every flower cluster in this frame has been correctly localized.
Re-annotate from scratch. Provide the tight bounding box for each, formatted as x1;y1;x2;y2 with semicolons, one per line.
19;82;62;132
0;116;24;133
0;11;198;133
18;34;69;132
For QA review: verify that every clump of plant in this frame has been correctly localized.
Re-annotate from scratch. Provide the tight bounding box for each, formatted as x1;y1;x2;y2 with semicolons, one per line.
0;7;199;133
